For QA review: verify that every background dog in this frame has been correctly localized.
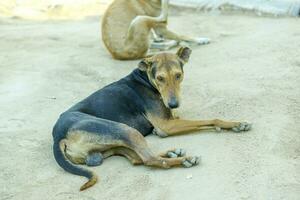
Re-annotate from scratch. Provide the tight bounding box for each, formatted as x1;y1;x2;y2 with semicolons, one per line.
102;0;210;60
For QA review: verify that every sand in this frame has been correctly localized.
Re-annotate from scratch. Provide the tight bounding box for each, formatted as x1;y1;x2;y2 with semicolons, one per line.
0;10;299;200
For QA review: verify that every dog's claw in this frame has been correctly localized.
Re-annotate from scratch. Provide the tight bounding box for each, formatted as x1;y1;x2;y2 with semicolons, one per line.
182;156;201;168
232;122;252;133
166;148;186;158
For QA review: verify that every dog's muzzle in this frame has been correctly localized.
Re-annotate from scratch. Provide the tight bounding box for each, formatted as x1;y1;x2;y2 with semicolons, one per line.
168;96;179;109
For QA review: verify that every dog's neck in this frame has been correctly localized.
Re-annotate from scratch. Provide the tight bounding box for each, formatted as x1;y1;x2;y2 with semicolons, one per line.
131;69;158;93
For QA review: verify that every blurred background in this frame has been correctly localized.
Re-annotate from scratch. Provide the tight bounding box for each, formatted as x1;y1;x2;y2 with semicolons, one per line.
0;0;299;20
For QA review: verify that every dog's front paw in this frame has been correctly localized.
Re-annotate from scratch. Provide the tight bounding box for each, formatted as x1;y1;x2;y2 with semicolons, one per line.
166;148;186;158
152;127;168;138
182;156;201;168
232;122;252;132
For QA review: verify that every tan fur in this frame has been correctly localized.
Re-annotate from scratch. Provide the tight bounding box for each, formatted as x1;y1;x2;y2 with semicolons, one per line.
141;47;248;137
147;113;240;136
64;125;195;179
64;130;129;163
60;48;250;191
80;175;98;191
102;0;161;59
59;138;98;191
105;147;143;165
101;0;209;60
142;53;184;107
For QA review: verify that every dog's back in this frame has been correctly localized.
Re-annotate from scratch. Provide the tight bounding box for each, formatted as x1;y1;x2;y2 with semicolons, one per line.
62;69;170;136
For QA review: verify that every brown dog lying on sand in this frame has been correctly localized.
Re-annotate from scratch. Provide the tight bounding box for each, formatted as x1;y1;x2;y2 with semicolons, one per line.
101;0;210;60
52;47;251;191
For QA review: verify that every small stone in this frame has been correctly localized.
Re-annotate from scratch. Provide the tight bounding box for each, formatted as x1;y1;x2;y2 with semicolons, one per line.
186;174;193;179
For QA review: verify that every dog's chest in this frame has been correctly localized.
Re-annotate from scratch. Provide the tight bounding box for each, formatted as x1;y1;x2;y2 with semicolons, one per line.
122;92;171;136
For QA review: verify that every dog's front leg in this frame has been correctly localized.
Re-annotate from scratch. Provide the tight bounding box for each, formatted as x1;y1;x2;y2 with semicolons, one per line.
152;119;251;137
154;25;210;45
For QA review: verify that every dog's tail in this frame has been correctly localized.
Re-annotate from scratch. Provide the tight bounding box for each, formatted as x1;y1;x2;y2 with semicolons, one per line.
53;139;98;191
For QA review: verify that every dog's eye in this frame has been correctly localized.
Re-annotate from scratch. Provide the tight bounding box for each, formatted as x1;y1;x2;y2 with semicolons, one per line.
156;75;165;82
175;74;181;80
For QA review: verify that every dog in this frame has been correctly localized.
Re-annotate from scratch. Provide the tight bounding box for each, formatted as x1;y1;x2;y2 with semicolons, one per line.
101;0;210;60
52;47;251;191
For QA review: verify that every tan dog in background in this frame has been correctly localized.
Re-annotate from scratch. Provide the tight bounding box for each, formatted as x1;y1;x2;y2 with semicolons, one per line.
102;0;210;60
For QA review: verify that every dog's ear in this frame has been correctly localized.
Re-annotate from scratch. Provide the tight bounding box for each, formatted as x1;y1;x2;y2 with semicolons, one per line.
138;58;152;71
176;46;192;64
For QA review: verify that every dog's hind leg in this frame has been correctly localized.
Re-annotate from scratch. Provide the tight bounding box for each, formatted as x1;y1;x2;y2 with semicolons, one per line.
121;0;170;58
150;27;178;50
115;147;144;165
123;129;200;168
150;39;178;50
154;25;210;45
126;0;169;40
102;147;143;165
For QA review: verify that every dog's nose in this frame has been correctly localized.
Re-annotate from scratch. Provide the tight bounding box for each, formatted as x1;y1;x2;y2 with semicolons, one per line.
168;97;179;109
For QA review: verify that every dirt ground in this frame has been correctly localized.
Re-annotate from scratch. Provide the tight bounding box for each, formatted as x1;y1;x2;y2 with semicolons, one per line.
0;11;300;200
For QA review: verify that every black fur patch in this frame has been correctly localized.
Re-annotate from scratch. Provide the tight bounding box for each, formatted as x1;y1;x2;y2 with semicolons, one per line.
179;61;184;70
151;65;157;79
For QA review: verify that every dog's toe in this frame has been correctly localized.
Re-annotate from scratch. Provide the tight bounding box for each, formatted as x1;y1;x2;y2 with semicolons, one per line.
182;156;201;168
232;122;252;132
182;160;193;168
174;148;186;157
166;148;186;158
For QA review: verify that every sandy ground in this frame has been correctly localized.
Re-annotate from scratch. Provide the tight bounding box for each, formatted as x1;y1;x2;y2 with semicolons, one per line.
0;11;300;200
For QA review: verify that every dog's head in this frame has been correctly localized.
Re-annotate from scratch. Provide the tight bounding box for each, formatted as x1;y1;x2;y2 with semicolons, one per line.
138;46;192;109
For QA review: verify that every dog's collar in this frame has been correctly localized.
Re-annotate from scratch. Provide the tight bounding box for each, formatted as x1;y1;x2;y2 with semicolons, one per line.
131;69;158;93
